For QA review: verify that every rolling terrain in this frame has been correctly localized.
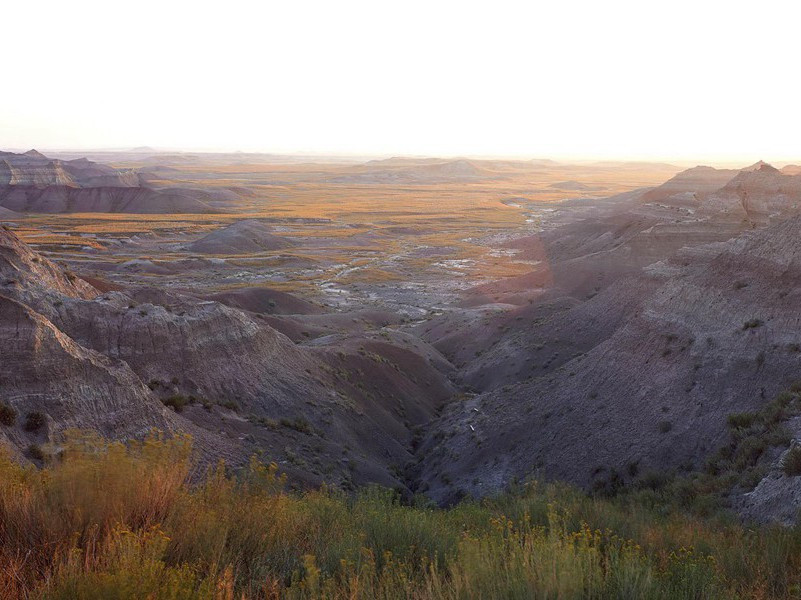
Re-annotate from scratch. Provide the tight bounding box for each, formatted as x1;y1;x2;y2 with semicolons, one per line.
4;151;801;524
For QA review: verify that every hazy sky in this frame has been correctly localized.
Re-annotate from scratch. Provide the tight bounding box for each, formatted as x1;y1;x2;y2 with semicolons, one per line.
4;0;800;162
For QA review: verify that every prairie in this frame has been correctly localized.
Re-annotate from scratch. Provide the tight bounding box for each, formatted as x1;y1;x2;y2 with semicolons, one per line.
11;157;679;309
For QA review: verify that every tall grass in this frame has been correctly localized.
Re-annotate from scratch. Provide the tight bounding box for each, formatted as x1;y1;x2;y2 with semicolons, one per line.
1;431;801;599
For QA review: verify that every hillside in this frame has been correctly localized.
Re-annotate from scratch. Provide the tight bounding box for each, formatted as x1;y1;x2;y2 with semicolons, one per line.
186;220;298;253
0;227;455;490
412;166;801;517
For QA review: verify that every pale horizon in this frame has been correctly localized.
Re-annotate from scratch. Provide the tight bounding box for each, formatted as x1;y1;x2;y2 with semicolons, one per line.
4;0;801;165
5;146;797;171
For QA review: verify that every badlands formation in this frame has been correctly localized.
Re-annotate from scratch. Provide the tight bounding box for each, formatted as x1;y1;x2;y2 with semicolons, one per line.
3;150;801;522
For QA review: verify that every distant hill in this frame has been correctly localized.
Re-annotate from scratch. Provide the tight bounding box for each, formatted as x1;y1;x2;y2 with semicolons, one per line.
0;150;226;214
641;161;801;225
640;165;740;204
205;286;324;315
0;150;138;187
0;206;19;219
326;158;530;184
187;220;297;254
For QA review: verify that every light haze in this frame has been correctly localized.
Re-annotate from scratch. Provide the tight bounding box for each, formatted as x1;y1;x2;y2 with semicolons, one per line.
3;0;800;163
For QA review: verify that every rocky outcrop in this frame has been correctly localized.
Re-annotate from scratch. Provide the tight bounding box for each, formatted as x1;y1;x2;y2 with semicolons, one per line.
640;165;740;206
0;226;97;300
0;294;180;445
0;151;138;187
701;164;801;225
0;150;224;214
0;158;75;187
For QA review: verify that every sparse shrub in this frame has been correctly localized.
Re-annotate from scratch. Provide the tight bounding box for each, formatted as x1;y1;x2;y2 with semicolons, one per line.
280;416;313;434
219;400;239;412
0;403;17;426
23;411;45;432
784;446;801;476
162;395;189;412
743;318;764;330
727;412;758;429
27;443;45;461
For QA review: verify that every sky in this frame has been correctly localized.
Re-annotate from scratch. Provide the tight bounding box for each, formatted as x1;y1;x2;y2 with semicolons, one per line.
3;0;800;163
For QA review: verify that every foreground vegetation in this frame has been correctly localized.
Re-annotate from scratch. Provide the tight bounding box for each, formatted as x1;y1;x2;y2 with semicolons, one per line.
2;433;801;598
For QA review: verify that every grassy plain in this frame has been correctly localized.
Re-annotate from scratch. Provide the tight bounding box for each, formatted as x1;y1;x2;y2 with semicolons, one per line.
10;159;680;300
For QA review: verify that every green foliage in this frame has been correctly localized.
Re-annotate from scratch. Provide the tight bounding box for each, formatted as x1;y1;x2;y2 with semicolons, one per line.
626;390;801;520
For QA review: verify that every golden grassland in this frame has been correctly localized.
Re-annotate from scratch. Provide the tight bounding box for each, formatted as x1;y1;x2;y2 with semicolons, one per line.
7;162;679;294
13;161;678;241
2;431;801;599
